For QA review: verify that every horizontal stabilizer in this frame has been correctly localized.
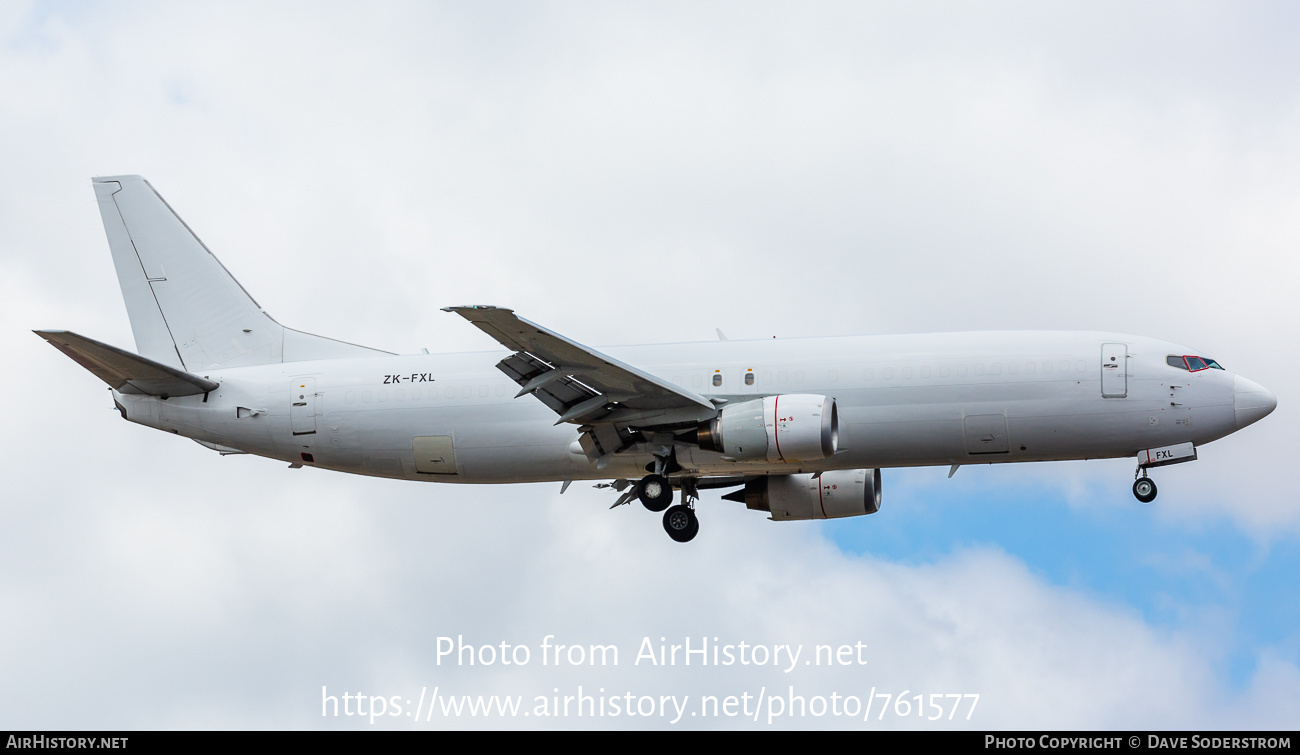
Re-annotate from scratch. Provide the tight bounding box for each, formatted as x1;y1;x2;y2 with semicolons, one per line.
34;330;219;397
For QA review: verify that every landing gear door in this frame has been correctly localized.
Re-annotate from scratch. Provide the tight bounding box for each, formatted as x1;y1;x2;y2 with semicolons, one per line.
291;377;318;435
1101;343;1127;398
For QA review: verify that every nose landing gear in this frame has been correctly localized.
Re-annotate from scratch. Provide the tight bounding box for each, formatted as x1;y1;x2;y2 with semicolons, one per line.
1131;442;1197;504
1132;472;1158;503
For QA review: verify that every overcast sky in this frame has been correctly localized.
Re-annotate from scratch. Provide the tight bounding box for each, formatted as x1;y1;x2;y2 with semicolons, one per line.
2;1;1298;730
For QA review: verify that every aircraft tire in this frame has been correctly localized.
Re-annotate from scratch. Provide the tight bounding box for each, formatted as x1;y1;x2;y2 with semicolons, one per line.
1133;477;1157;504
663;504;699;542
638;474;673;512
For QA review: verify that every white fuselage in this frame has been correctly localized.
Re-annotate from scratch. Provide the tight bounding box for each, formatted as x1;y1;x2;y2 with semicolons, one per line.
112;330;1258;484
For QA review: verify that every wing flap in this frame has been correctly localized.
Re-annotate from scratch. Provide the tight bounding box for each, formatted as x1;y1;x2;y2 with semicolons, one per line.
35;330;219;397
444;306;716;427
497;351;601;416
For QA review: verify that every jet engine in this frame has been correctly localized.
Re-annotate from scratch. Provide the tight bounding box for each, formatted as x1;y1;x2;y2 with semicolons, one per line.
696;394;838;462
723;469;881;520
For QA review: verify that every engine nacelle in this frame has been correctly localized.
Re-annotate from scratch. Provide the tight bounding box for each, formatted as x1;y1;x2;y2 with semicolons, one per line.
697;394;838;463
727;469;882;520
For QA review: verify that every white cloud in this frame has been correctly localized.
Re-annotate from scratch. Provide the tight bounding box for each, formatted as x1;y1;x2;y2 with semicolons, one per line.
2;423;1289;728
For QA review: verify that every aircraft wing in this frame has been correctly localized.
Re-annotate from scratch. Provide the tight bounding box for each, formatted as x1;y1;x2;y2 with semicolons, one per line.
35;330;219;397
443;306;717;430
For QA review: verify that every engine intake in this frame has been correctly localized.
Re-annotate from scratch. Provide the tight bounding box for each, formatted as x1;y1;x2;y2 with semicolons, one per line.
697;394;838;462
724;469;882;520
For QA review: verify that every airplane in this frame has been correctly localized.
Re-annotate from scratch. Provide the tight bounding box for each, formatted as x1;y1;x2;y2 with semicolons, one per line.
36;175;1277;542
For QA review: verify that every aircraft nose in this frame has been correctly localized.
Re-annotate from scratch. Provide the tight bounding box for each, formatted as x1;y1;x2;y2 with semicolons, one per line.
1234;375;1277;429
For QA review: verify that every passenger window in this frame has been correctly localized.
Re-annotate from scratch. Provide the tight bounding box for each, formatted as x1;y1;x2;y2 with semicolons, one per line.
712;373;722;387
744;372;755;386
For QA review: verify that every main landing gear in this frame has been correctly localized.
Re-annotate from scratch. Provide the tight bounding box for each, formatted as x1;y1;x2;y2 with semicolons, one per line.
636;474;673;512
650;470;702;540
598;443;702;542
662;503;699;543
645;445;699;542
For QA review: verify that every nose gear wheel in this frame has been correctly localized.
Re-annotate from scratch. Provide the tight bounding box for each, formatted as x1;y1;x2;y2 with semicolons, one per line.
1132;477;1157;503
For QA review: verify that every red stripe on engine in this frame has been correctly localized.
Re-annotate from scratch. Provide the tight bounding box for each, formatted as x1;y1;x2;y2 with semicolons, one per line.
773;395;783;462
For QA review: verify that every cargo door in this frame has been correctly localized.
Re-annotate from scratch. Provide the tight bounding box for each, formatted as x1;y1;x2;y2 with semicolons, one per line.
1101;343;1127;398
291;377;318;435
964;414;1009;454
413;435;458;475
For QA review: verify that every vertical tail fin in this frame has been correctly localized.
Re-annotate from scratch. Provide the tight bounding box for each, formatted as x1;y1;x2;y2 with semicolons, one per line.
92;176;388;371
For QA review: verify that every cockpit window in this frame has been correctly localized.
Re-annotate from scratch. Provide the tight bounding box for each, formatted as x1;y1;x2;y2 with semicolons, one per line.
1167;355;1225;372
